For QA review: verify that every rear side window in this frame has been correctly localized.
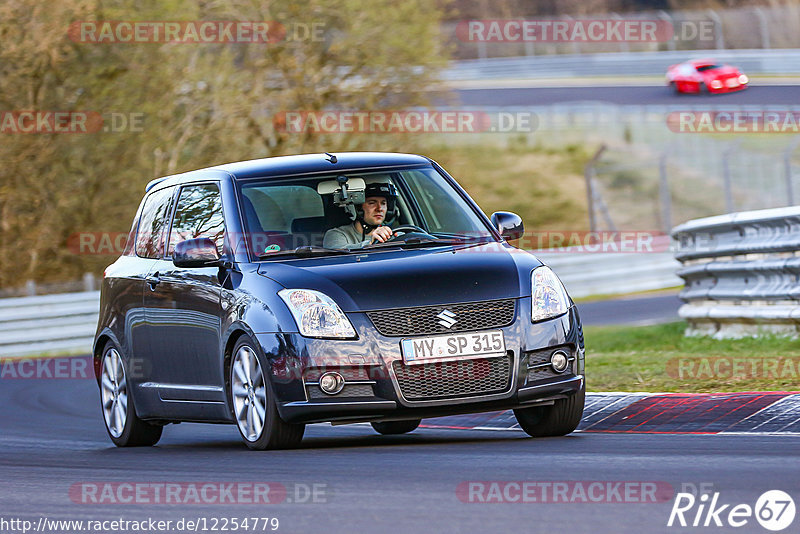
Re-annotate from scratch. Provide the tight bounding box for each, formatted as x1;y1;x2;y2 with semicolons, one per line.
167;183;226;256
135;187;175;259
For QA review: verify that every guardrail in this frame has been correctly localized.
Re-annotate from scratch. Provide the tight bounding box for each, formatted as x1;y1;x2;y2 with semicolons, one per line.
0;291;99;357
536;251;681;300
672;206;800;337
0;252;681;358
444;48;800;81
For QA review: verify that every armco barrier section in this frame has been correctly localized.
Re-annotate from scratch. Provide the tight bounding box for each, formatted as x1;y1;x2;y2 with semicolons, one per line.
0;291;100;357
444;48;800;81
0;252;681;357
535;251;681;300
672;206;800;337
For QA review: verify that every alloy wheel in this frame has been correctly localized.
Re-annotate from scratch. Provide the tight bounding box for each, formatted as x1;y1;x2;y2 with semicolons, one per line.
101;348;128;438
231;345;268;442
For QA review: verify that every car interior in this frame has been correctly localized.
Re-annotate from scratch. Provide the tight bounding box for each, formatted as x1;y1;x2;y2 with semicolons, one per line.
241;173;415;255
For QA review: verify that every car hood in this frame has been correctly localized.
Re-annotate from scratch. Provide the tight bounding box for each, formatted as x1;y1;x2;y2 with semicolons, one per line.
256;243;541;311
701;65;739;79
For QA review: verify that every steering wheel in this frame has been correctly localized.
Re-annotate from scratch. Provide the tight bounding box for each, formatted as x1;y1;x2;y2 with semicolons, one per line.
387;225;432;241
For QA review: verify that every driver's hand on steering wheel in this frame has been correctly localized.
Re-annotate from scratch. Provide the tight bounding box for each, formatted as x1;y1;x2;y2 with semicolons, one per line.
368;225;393;243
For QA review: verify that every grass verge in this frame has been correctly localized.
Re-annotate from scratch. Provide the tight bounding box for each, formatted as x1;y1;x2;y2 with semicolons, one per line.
585;321;800;393
424;140;591;231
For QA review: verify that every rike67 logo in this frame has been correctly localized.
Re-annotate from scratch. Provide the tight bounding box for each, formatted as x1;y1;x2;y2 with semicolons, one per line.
668;490;795;531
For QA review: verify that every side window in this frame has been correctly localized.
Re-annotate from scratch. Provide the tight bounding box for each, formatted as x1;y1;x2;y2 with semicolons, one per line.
167;183;226;256
135;187;176;259
242;185;323;232
400;169;487;235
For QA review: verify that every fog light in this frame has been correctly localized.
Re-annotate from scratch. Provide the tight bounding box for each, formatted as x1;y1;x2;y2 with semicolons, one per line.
319;372;345;395
550;351;569;373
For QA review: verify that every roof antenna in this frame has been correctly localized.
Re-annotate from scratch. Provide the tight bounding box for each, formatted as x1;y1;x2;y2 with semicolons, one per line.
325;152;338;164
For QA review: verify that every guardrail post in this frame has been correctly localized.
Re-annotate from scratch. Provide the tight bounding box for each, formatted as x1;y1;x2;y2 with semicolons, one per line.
611;13;629;53
783;137;800;206
722;144;736;213
524;40;534;56
83;272;96;292
584;145;607;232
25;280;36;296
755;8;770;49
659;151;673;233
658;11;676;51
707;9;725;50
477;41;487;61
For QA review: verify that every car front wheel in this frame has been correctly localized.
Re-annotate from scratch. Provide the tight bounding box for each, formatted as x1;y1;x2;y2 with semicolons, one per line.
100;341;163;447
230;338;305;450
513;385;585;437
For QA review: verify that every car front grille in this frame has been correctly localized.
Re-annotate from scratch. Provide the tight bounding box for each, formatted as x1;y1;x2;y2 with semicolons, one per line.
367;299;515;337
391;353;513;401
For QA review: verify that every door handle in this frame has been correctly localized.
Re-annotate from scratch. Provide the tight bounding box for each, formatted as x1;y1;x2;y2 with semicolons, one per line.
146;272;161;290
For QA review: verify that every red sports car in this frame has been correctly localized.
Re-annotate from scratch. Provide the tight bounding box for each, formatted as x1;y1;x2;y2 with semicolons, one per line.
666;59;749;94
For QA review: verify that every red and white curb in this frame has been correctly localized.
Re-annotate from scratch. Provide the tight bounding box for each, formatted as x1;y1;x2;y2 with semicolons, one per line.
420;392;800;434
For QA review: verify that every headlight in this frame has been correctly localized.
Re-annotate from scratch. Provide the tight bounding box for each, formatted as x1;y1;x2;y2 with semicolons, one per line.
278;289;356;338
531;266;570;322
738;74;748;84
710;80;722;89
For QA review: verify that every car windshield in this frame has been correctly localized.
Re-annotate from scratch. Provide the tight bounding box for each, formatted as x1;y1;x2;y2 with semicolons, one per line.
238;166;496;259
696;64;722;72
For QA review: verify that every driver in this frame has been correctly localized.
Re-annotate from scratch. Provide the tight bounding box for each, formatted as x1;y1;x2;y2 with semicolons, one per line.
323;182;396;249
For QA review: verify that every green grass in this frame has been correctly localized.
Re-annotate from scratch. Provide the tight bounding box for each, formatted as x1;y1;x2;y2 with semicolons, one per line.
423;140;592;231
585;322;800;393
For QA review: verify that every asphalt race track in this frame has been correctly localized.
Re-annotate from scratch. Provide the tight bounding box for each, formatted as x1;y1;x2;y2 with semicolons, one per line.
2;368;799;533
0;298;795;534
578;293;682;326
454;84;800;106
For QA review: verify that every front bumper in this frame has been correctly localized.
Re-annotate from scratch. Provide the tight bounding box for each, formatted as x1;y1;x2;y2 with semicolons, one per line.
256;299;585;425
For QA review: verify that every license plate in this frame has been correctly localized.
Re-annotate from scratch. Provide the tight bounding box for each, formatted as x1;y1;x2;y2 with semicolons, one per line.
401;330;505;364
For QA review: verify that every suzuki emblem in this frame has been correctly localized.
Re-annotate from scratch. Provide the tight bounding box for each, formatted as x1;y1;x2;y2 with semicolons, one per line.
436;309;458;329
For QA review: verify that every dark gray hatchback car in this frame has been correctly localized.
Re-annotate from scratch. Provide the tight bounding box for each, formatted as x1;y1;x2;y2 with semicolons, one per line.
94;152;585;449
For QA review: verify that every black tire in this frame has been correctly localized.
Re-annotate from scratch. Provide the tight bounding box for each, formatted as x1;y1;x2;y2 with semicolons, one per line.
99;341;162;447
230;337;305;450
370;419;421;435
513;385;585;437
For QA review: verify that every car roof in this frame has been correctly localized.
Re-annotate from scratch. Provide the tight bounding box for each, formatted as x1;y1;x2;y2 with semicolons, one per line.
688;59;719;67
146;152;432;191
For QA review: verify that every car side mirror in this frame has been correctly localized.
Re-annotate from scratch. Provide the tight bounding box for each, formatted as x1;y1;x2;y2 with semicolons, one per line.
173;238;222;268
490;211;524;241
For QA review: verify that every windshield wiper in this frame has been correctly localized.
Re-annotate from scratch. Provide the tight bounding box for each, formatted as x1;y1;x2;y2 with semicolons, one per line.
258;246;351;259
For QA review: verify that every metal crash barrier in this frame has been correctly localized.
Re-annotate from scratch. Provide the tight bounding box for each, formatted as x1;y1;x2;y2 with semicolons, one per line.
672;207;800;337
